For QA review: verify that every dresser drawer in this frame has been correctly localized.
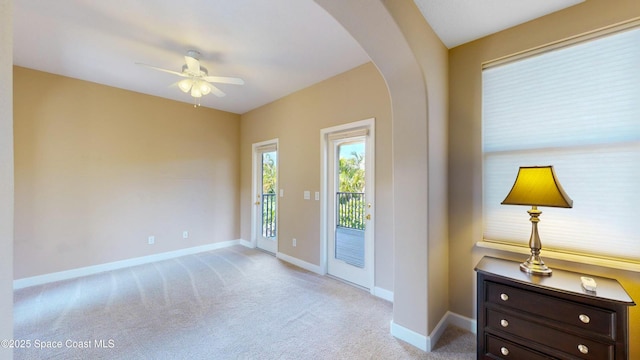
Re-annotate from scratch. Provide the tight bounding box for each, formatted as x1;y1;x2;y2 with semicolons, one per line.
486;281;615;338
487;308;614;360
485;333;550;360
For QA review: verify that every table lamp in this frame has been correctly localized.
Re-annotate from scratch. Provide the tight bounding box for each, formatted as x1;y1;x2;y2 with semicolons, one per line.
501;166;573;275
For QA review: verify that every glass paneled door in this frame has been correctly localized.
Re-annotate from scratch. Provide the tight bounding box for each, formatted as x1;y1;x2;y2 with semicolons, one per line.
324;120;374;290
253;141;278;254
334;142;366;268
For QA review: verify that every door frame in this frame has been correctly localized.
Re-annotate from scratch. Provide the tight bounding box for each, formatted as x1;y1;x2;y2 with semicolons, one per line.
251;138;279;253
320;118;375;292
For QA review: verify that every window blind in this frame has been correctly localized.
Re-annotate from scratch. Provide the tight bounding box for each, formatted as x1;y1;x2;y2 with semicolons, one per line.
482;25;640;261
255;143;277;153
327;127;369;141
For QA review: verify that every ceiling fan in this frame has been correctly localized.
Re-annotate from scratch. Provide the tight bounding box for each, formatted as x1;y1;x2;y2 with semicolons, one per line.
137;50;244;105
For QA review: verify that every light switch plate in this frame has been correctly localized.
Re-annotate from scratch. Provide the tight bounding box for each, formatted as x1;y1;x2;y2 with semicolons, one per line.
315;191;319;200
303;191;310;200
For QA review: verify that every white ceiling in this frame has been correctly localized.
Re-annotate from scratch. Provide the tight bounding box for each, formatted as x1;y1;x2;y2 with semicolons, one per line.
13;0;584;114
414;0;584;48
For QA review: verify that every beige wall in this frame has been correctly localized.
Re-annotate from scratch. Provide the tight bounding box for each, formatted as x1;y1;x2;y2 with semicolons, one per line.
13;67;241;279
449;0;640;356
239;62;394;291
1;0;14;358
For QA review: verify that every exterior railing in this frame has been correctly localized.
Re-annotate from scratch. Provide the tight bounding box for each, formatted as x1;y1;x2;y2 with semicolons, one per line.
336;192;365;230
262;193;276;238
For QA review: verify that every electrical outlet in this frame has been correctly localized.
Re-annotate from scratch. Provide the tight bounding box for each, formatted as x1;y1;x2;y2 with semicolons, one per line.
148;236;155;245
292;238;297;247
183;231;189;239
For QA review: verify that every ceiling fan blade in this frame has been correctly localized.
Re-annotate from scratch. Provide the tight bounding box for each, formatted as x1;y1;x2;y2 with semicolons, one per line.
184;55;200;75
202;76;245;85
136;63;187;77
208;83;226;97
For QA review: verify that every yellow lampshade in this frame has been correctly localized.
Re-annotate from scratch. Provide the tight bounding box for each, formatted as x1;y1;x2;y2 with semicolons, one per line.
502;166;573;208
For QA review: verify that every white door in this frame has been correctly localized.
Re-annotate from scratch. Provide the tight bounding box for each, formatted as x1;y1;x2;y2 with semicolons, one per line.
323;120;374;290
253;140;278;254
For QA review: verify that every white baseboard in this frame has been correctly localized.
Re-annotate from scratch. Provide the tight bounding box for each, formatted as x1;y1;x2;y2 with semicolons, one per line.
373;287;394;302
391;311;476;352
428;311;476;351
14;239;244;289
443;311;476;334
390;320;428;351
276;252;324;275
239;239;253;248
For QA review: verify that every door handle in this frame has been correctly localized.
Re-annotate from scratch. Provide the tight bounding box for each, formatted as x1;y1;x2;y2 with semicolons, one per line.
255;201;260;205
366;214;371;220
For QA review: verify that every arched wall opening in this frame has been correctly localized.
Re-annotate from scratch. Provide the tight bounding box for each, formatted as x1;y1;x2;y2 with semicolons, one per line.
314;0;433;350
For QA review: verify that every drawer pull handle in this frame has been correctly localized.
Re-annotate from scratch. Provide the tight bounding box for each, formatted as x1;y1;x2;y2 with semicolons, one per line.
579;314;590;324
578;344;589;354
500;319;509;327
500;347;509;356
500;293;509;301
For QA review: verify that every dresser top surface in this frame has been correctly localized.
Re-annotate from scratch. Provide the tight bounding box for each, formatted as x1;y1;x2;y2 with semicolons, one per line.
475;256;635;305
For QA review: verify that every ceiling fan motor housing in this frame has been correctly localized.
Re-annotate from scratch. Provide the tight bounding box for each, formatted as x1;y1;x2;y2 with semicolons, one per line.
182;64;207;76
186;50;201;60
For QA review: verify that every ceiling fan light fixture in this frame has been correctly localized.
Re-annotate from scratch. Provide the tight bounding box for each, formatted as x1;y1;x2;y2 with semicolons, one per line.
178;78;192;93
191;87;202;98
199;81;212;95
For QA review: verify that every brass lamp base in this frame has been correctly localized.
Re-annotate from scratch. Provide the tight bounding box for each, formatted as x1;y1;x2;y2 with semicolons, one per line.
520;255;552;276
519;206;552;276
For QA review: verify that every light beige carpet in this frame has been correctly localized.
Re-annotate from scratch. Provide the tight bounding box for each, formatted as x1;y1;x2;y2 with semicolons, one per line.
14;246;475;359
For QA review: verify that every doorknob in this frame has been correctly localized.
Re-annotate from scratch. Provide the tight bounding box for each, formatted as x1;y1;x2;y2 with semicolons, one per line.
366;214;371;220
255;201;260;205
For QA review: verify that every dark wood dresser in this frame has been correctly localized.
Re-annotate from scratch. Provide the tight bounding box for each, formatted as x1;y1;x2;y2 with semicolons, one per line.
475;256;635;359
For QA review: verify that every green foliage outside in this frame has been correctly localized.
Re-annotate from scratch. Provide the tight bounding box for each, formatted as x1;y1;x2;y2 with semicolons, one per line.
339;151;365;193
262;152;277;237
262;153;277;194
338;151;365;230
